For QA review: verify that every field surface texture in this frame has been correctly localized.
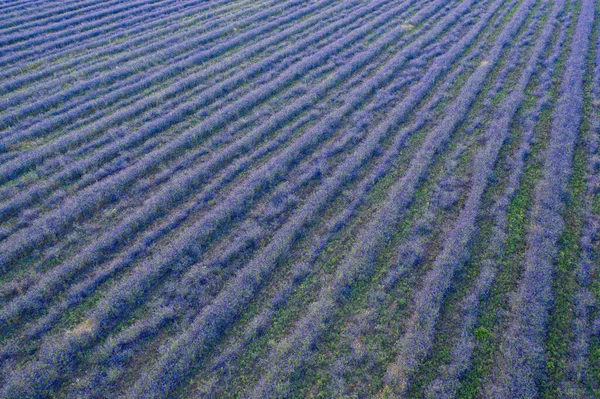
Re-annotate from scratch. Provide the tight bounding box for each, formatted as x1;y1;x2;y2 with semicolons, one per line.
1;0;599;398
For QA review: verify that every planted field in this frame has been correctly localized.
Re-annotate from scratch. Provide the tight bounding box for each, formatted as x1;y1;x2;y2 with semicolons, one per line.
0;0;599;397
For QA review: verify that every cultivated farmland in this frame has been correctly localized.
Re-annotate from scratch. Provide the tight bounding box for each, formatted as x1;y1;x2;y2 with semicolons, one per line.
0;0;599;397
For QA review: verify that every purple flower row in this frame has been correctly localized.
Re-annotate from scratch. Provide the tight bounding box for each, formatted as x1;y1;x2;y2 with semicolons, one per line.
486;0;596;396
424;1;567;395
0;0;451;395
0;0;383;219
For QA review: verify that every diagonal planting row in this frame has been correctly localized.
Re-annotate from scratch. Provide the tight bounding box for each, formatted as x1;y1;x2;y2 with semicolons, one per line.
0;0;427;341
0;0;375;233
0;0;388;212
2;14;476;392
1;0;596;397
0;0;428;328
0;0;262;104
0;0;139;32
0;0;438;290
242;0;544;395
0;0;314;130
123;0;531;396
0;0;391;192
0;0;307;119
0;0;438;362
0;0;177;61
203;0;532;391
0;0;506;396
561;11;600;397
381;0;562;395
483;0;595;396
0;0;450;344
0;0;263;93
419;3;569;395
300;0;562;395
98;0;504;392
0;0;422;269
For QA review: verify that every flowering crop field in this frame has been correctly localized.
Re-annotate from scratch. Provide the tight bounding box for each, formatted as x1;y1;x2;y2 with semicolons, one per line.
0;0;599;397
